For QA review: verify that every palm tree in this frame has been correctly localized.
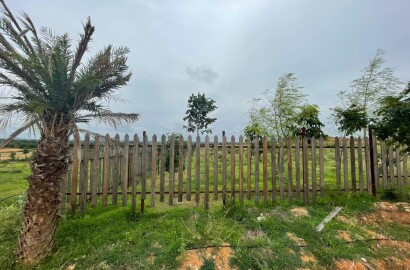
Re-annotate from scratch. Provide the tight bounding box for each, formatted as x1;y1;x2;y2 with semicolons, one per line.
0;1;139;265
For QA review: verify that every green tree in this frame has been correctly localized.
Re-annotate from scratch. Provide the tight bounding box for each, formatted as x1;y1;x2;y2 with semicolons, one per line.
248;73;306;138
332;105;368;136
374;82;410;152
183;92;217;136
9;151;16;161
244;123;263;143
0;3;139;265
292;104;326;139
333;49;402;136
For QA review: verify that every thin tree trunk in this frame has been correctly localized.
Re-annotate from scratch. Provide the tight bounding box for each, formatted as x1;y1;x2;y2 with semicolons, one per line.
17;121;70;265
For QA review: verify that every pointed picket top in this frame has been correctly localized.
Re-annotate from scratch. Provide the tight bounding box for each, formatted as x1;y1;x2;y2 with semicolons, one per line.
152;134;157;141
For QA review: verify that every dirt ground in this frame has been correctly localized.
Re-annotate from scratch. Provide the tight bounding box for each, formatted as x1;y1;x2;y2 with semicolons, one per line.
177;202;410;270
0;148;32;160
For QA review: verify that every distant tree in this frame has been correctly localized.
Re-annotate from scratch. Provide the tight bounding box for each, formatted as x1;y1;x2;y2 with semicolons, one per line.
183;92;217;136
248;73;306;138
333;105;368;136
374;82;410;152
332;49;402;136
9;151;16;161
292;104;327;139
164;133;185;172
22;148;29;159
244;123;263;143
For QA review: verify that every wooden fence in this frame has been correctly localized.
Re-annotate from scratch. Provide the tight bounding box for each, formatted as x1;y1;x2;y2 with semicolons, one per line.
63;133;409;214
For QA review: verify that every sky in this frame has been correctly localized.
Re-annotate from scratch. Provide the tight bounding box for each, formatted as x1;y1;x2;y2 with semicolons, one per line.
1;0;410;140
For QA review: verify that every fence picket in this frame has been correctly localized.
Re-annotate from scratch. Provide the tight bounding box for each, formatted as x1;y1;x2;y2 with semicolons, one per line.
364;137;371;194
222;135;227;202
350;136;356;191
263;137;268;204
396;145;402;188
311;137;316;204
239;136;244;203
169;134;175;205
287;138;293;203
279;137;284;201
319;136;325;197
334;137;341;190
187;136;192;201
178;135;184;202
247;137;251;200
213;135;218;200
195;135;201;205
358;137;364;195
343;137;349;192
389;146;394;187
142;133;148;202
205;136;210;209
371;134;378;189
122;134;129;207
381;141;387;189
91;136;99;208
71;130;80;212
231;136;236;201
112;134;120;205
403;147;408;184
131;134;139;214
160;135;166;202
295;137;300;199
150;135;157;207
254;137;260;204
303;136;308;205
271;137;277;202
80;133;90;214
102;134;110;207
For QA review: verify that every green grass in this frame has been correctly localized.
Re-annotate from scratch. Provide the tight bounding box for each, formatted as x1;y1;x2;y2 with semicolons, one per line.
1;160;410;269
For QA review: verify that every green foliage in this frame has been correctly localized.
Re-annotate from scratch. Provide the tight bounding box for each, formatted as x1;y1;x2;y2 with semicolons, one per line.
333;105;368;136
291;104;327;139
248;73;307;138
183;93;217;136
244;123;263;142
9;152;16;161
332;49;402;135
0;139;38;149
374;82;410;152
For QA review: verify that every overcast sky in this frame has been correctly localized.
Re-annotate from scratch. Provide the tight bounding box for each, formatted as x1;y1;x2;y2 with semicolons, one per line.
2;0;410;139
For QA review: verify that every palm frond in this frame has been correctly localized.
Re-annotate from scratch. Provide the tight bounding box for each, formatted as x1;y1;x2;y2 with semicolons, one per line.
0;117;39;148
78;111;139;129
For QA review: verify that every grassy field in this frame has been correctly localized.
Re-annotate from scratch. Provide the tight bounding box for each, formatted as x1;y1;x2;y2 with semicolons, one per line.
1;160;410;269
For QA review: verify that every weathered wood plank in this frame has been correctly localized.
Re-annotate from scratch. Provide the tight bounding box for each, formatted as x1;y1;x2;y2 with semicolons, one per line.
142;133;148;201
112;134;120;205
287;138;293;203
263;136;268;204
358;137;364;195
311;137;316;204
343;137;349;192
279;137;284;201
169;134;175;205
350;136;356;191
254;137;260;204
295;136;301;199
195;135;201;205
205;136;210;209
91;136;99;208
319;136;325;197
231;136;236;201
178;135;184;202
364;137;372;194
371;134;378;189
187;135;192;201
213;135;218;200
122;134;130;207
403;146;408;184
239;136;244;203
159;135;166;202
102;134;110;207
80;133;90;214
396;145;402;188
247;137;251;200
271;137;277;202
335;137;341;190
303;136;308;205
71;130;80;212
381;141;387;189
222;135;227;202
150;135;157;207
388;145;394;187
131;134;139;214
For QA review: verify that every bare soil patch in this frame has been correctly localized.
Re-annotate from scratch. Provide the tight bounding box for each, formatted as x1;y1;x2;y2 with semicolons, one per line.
359;202;410;225
178;246;236;270
291;207;309;217
335;259;366;270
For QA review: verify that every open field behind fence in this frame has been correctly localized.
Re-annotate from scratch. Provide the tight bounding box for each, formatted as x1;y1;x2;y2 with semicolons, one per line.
64;133;410;214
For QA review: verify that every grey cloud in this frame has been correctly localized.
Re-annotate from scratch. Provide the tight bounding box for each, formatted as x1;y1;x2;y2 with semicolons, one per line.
186;65;218;84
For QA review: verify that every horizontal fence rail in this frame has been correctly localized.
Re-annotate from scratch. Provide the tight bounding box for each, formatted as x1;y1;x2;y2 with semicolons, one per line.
63;133;410;214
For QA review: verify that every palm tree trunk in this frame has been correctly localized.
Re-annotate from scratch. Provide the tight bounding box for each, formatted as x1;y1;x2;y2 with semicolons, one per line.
17;125;70;265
